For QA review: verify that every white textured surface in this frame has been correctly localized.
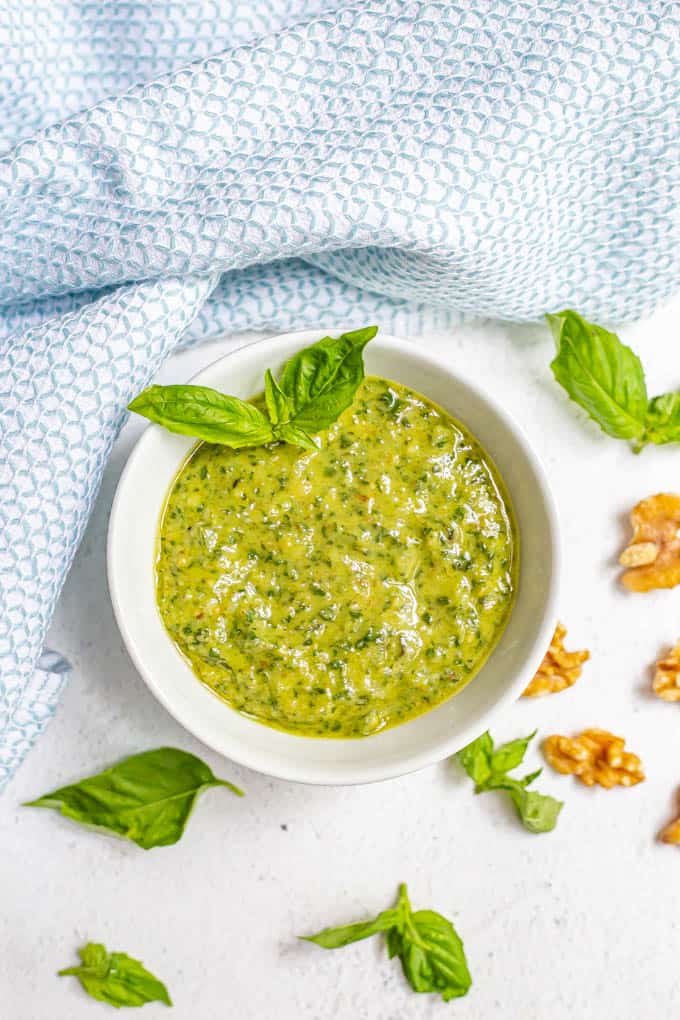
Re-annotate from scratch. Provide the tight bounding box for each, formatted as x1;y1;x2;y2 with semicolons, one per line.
3;305;680;1019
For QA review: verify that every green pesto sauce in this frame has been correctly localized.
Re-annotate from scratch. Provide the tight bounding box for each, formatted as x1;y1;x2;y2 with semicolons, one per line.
156;376;517;738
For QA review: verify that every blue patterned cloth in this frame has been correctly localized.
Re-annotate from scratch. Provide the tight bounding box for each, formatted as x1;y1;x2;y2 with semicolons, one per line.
1;1;678;789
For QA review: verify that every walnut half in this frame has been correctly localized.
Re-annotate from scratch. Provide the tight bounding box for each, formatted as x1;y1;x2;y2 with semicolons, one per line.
522;623;589;697
543;729;644;789
619;493;680;592
654;641;680;702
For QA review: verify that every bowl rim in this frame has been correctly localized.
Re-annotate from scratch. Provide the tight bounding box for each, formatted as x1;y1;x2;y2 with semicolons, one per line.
108;329;560;785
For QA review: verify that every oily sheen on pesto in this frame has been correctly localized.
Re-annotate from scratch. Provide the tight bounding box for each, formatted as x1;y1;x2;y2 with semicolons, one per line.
156;377;517;738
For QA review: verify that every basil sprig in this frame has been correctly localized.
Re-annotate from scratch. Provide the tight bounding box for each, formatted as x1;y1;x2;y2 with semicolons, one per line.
301;883;471;1002
59;942;172;1008
25;747;243;849
456;730;562;834
127;386;275;447
129;326;378;450
548;310;680;451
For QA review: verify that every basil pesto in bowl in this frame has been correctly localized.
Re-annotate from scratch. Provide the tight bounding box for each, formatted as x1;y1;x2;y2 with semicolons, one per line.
108;330;559;784
157;376;516;738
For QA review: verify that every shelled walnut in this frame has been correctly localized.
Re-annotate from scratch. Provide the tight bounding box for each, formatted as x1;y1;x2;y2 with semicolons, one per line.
619;493;680;592
653;642;680;702
522;624;589;697
543;729;644;789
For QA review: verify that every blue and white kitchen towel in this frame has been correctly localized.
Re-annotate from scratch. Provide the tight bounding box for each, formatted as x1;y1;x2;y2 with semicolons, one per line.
1;0;678;788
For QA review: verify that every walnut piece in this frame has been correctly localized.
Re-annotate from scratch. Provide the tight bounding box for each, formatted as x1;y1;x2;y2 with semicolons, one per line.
522;623;589;697
619;541;659;567
660;817;680;845
543;729;644;789
619;493;680;592
654;642;680;702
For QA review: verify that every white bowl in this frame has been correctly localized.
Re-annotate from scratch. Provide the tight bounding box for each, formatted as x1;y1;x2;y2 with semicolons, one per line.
108;330;560;785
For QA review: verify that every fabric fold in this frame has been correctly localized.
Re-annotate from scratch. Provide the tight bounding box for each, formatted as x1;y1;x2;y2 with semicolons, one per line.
0;273;217;787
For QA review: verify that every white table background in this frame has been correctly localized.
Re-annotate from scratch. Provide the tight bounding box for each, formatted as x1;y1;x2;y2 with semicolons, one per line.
3;299;680;1019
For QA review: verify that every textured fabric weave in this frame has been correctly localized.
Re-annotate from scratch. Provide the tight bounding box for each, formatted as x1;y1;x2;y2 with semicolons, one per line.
1;0;678;787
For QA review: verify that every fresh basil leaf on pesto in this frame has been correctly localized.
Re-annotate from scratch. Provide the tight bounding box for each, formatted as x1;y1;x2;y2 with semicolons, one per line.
128;384;274;447
273;420;320;451
263;368;291;425
301;883;471;1002
547;309;680;451
59;942;172;1008
156;377;517;738
273;325;377;432
25;747;243;849
128;327;377;449
456;730;562;833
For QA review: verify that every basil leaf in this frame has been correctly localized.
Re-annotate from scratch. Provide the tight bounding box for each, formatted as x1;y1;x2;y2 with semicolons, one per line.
518;767;543;788
128;328;378;449
644;392;680;445
386;925;403;959
275;326;377;431
300;908;399;949
263;368;291;425
457;730;562;834
398;909;472;1001
547;310;648;442
25;747;243;849
501;781;564;834
547;310;680;450
490;730;536;775
59;942;172;1008
128;385;274;447
300;884;471;1003
514;788;563;833
455;731;493;787
393;884;471;1002
273;422;320;451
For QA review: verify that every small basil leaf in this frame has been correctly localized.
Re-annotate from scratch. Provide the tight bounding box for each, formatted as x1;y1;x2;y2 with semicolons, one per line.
386;926;403;959
455;731;493;787
504;783;563;834
398;909;472;1002
300;907;399;949
66;942;109;977
301;884;471;1002
128;385;274;447
25;747;243;849
458;731;562;834
485;775;562;834
275;326;377;431
490;730;536;775
547;310;648;442
59;943;172;1008
273;422;320;451
264;369;291;425
644;392;680;445
518;767;543;788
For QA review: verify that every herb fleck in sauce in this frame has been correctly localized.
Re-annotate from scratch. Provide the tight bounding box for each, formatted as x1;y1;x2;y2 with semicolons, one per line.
156;377;517;737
